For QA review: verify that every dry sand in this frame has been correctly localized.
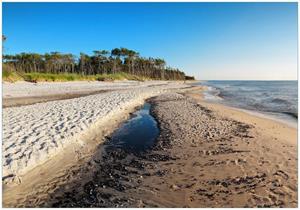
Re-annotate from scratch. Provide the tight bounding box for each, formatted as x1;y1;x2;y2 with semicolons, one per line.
3;85;297;207
3;80;168;98
3;80;171;107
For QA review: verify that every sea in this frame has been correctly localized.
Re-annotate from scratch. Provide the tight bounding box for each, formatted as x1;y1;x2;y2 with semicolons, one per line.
196;80;298;128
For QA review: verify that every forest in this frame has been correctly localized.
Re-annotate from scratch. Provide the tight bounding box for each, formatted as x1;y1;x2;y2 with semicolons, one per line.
3;35;194;81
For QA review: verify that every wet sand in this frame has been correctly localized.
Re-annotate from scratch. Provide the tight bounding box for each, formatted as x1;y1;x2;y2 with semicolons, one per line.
3;86;297;207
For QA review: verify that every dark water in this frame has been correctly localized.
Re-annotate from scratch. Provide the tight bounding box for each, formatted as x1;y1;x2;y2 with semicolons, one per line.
197;80;298;126
108;103;159;153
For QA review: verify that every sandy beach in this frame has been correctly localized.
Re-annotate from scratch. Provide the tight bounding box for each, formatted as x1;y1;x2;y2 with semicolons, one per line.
2;83;297;207
2;81;187;182
3;2;297;208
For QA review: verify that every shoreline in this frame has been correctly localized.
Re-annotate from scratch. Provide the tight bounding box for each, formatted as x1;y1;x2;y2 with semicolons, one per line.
3;84;297;207
230;107;297;129
195;84;297;129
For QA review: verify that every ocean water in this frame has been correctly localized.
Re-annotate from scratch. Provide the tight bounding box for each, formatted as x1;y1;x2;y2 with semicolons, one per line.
197;81;298;127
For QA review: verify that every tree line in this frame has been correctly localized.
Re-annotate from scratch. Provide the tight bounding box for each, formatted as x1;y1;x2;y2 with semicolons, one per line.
3;47;194;80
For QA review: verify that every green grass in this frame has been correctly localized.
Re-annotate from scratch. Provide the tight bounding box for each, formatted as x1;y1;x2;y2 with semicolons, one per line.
23;72;148;82
3;64;24;82
95;72;148;81
3;67;148;83
2;64;153;83
23;73;88;82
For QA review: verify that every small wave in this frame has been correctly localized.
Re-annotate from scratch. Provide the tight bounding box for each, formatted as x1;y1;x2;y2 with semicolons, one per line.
260;109;298;120
238;87;256;91
281;111;298;119
203;86;223;101
261;92;269;97
222;85;230;89
271;98;290;104
218;91;232;98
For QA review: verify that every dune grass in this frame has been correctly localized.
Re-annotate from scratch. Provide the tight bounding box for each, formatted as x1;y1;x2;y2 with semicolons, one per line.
23;72;147;82
95;72;148;81
3;64;148;82
2;64;24;82
23;73;94;82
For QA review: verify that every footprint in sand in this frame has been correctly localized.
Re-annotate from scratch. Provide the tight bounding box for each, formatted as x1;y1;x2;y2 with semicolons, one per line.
273;170;289;180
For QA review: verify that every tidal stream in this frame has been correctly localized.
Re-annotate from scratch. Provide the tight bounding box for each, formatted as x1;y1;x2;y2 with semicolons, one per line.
107;103;159;153
42;102;164;207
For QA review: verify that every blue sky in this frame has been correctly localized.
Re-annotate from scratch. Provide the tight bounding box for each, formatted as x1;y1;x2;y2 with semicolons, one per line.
2;2;298;80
